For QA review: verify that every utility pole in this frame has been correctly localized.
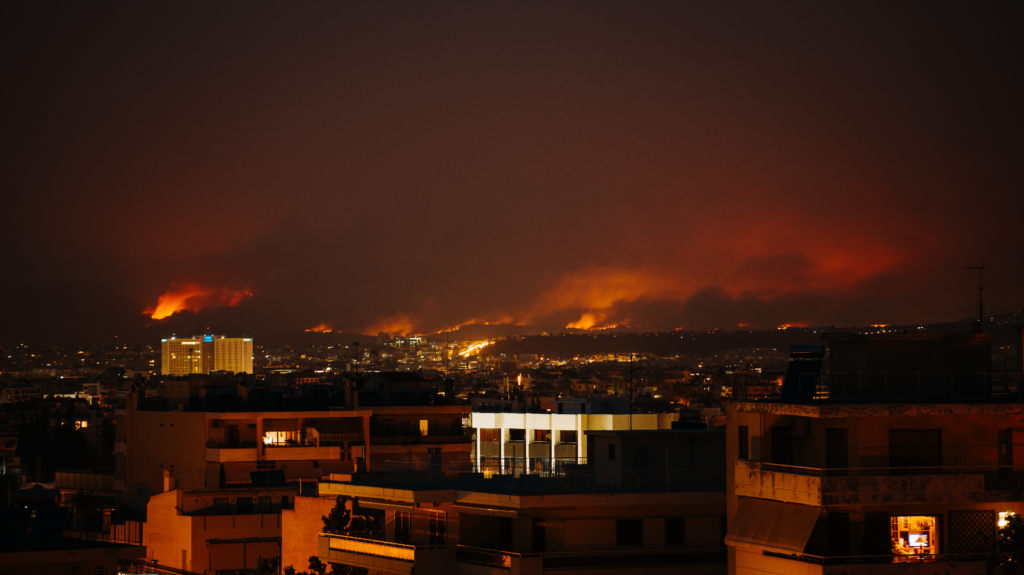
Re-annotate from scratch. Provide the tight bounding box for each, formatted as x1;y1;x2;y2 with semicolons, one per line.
965;261;990;333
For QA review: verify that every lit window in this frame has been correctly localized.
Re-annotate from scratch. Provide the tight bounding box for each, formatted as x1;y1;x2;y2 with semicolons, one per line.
891;516;937;555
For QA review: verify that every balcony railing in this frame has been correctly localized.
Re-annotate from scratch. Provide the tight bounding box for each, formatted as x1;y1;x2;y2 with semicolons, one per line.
738;460;1024;490
785;371;1023;402
323;533;417;562
455;545;727;570
384;457;589;481
385;460;724;493
317;433;363;446
763;550;992;566
371;434;472;445
206;440;257;449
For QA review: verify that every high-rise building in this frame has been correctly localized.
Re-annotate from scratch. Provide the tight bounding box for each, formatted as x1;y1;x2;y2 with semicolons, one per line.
161;335;253;375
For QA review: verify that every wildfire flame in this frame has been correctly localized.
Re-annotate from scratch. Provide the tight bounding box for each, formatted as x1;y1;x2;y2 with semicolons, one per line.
365;314;417;337
458;341;492;357
144;284;252;320
305;323;334;333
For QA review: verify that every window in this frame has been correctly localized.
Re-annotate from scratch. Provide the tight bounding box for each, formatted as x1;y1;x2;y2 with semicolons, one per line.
395;511;412;544
771;426;793;465
95;566;107;575
480;429;501;442
213;498;229;514
666;517;685;545
559;430;577;444
616;519;642;546
509;429;525;441
534;430;550;443
608;444;616;461
892;516;938;556
258;496;271;513
69;568;81;575
236;497;253;515
738;426;749;459
532;518;546;553
281;496;292;510
429;512;446;547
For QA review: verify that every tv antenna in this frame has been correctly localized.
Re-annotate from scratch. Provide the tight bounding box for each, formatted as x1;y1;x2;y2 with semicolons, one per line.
965;261;990;333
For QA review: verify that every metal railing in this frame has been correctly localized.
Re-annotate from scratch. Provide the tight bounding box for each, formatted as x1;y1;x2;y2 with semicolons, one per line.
371;434;473;445
205;440;257;449
385;460;724;493
120;560;203;575
787;371;1023;402
455;545;727;569
738;460;1024;490
763;550;993;566
383;457;589;481
317;433;363;446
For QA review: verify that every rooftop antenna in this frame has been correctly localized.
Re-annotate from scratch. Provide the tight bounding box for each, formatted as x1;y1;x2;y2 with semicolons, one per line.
965;261;990;333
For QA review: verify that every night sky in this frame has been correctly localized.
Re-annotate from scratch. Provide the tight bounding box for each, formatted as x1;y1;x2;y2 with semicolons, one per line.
3;2;1022;338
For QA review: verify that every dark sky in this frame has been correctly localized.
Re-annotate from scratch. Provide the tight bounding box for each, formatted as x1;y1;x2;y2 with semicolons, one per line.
3;2;1022;336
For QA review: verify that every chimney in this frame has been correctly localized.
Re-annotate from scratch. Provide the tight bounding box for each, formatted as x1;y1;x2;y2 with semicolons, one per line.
163;469;176;492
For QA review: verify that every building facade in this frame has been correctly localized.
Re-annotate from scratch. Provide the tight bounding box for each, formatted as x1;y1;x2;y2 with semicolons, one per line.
161;335;253;376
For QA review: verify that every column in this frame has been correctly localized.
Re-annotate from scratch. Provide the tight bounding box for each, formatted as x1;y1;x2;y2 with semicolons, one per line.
549;414;555;475
576;414;583;462
256;416;264;460
500;427;506;474
474;426;481;472
524;417;531;475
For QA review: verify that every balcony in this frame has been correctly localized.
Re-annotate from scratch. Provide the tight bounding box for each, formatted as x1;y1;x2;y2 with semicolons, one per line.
735;460;1024;506
318;533;449;575
371;434;473;445
456;545;726;575
385;459;724;493
748;550;988;575
205;441;259;463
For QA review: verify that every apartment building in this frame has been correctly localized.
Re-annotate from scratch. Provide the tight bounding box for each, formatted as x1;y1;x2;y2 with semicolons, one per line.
313;428;726;575
142;472;296;573
470;397;678;475
161;335;254;376
724;332;1023;575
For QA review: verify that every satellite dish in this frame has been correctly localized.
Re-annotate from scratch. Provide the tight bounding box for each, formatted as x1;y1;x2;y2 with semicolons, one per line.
198;389;207;398
126;482;152;510
313;468;324;479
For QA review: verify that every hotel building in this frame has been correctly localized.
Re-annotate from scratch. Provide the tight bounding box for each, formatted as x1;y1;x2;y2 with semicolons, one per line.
161;335;254;376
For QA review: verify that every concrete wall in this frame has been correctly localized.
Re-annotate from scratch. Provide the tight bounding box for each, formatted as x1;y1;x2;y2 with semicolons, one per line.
127;409;208;493
282;495;337;572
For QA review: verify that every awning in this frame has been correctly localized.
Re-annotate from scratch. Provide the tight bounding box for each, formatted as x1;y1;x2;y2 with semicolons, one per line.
263;418;300;432
317;459;355;475
209;542;244;571
277;460;317;481
724;497;822;554
223;462;259;484
358;498;416;512
452;503;518;518
245;540;280;567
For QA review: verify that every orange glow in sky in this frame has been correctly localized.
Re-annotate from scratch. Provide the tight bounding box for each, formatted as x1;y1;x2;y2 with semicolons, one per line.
144;284;251;320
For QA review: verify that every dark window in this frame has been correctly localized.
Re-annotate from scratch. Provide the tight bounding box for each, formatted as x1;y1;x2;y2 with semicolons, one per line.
889;429;942;469
557;403;564;414
213;498;229;514
499;517;513;550
532;518;546;553
395;511;412;544
666;517;685;545
738;426;749;459
258;497;271;513
509;429;525;441
236;497;253;515
560;430;577;443
608;444;616;461
771;426;793;465
280;496;292;510
828;512;850;555
616;519;643;546
429;512;447;547
827;428;849;476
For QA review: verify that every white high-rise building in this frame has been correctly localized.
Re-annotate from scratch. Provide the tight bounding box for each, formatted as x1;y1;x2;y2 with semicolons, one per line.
161;334;253;376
